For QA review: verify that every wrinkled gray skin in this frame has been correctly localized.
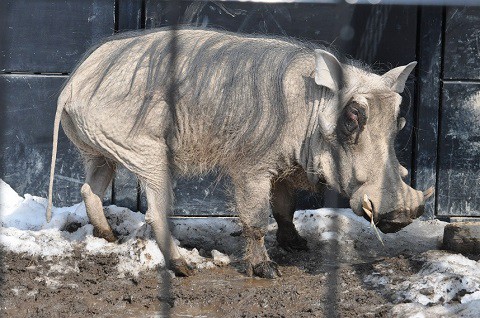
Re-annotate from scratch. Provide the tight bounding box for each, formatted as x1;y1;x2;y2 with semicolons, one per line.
47;28;426;278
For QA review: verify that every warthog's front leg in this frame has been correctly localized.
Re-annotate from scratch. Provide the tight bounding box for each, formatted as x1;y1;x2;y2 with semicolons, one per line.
234;175;282;279
144;180;192;277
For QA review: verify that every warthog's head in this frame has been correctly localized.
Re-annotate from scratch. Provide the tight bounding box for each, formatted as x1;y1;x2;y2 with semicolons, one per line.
309;50;432;233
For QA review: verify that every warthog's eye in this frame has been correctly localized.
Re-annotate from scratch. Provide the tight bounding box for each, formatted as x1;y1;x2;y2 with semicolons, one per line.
344;106;359;133
342;102;367;136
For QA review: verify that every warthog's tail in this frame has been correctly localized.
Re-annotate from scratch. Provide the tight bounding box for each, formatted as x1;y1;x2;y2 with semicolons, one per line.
46;84;70;222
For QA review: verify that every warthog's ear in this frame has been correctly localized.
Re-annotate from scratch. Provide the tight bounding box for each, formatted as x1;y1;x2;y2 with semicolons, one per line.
382;62;417;93
314;49;343;93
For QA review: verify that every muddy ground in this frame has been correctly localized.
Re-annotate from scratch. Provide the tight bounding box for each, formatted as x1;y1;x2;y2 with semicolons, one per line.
0;238;432;318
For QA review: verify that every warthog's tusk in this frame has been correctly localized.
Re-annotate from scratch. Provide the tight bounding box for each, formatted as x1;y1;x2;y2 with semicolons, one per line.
423;187;435;200
362;194;373;217
362;194;384;246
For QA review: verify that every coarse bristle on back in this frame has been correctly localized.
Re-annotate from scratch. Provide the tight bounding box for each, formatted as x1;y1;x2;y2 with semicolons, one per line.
83;27;318;160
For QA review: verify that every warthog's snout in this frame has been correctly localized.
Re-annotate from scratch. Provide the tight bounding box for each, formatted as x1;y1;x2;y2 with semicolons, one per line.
376;187;433;233
376;205;425;233
357;187;434;234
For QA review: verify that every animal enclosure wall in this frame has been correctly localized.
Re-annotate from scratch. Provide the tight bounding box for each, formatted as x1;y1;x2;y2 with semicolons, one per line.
0;1;479;219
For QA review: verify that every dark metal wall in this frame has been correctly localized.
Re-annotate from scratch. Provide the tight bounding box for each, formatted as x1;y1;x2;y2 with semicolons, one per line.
0;1;478;218
0;0;116;206
414;6;480;219
437;7;480;217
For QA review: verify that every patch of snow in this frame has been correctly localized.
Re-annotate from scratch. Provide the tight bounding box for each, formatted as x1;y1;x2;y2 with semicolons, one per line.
180;247;215;270
0;179;24;214
211;249;231;266
365;250;480;316
292;209;447;263
1;227;75;257
0;179;235;277
405;251;480;305
114;237;166;277
391;300;480;318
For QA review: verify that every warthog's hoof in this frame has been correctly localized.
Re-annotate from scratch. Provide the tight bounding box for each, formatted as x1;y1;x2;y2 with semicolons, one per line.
247;261;282;279
277;232;309;252
170;258;193;277
93;228;117;243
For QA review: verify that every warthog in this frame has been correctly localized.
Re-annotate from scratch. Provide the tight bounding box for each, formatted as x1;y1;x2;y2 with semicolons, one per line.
47;27;430;278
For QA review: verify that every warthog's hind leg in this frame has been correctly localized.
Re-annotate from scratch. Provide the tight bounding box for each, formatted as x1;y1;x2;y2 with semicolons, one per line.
271;178;308;252
81;157;116;242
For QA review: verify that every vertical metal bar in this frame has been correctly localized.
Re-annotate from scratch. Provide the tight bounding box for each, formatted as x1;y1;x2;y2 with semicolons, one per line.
412;6;444;219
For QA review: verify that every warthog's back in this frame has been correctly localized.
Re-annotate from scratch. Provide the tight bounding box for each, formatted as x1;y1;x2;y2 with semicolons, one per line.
61;28;316;173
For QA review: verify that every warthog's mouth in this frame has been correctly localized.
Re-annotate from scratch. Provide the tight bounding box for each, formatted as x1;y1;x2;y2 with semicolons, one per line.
376;218;413;233
362;187;434;234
